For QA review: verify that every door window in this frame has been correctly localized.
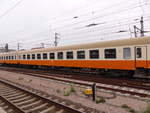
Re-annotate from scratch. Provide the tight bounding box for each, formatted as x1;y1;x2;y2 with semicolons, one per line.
136;48;142;58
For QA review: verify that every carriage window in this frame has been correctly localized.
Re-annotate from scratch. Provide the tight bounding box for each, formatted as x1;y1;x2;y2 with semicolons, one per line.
66;51;73;59
136;48;142;58
27;54;30;59
9;56;11;60
12;56;14;60
123;48;131;59
32;54;35;59
6;56;8;60
57;52;63;59
19;55;21;59
37;54;41;59
23;55;26;59
105;49;116;59
89;50;99;59
77;51;85;59
43;53;47;59
50;53;55;59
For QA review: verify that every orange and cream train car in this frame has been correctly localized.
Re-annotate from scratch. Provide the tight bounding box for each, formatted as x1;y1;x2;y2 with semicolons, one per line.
0;36;150;77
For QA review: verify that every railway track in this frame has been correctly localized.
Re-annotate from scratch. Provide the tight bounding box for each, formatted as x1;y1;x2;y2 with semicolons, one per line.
0;78;99;113
0;66;150;98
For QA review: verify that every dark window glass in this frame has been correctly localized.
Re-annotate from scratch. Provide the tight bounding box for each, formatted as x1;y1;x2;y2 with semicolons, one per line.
50;53;55;59
12;56;14;60
66;51;73;59
123;48;131;59
37;54;41;59
23;55;26;59
6;56;8;60
27;54;30;59
57;52;63;59
32;54;35;59
77;51;85;59
43;53;47;59
89;50;99;59
9;56;11;60
105;49;116;59
136;48;142;58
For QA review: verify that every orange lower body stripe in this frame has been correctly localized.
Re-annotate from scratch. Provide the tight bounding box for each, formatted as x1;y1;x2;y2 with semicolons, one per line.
0;60;150;70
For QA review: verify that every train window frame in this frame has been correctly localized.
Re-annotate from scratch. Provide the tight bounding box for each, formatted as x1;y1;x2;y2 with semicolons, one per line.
89;49;99;59
57;52;63;59
37;53;41;60
49;53;55;59
136;48;142;58
32;54;35;60
15;55;17;60
104;48;116;59
23;55;26;59
77;50;85;59
123;47;131;59
27;54;30;60
43;53;48;59
19;55;21;59
66;51;73;59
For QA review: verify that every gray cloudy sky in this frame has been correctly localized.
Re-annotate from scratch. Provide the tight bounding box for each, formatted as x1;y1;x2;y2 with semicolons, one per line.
0;0;150;50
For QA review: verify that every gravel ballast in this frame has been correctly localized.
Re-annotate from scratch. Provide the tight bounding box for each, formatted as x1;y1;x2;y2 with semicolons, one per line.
0;70;149;113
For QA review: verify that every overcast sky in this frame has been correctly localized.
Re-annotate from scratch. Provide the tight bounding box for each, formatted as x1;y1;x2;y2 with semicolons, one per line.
0;0;150;50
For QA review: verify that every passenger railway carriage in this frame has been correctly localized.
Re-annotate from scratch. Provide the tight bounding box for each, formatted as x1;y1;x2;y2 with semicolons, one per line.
0;36;150;77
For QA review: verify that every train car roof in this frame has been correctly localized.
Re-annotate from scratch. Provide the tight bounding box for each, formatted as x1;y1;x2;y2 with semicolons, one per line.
22;36;150;53
1;36;150;55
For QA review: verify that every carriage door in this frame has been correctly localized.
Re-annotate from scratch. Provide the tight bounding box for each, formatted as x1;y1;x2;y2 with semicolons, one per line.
135;46;147;68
